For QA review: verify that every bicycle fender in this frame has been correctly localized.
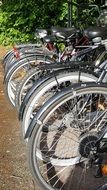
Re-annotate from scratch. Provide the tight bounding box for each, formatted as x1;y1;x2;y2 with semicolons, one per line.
24;82;81;139
24;82;107;139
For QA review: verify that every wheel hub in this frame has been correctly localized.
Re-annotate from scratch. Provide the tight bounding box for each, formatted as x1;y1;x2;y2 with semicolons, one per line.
79;133;98;158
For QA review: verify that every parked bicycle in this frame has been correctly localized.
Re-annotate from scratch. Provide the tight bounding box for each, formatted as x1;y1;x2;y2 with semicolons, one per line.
26;82;107;190
2;1;107;190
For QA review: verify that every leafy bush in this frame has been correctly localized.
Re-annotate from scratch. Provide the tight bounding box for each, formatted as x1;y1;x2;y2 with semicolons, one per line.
0;0;67;45
0;0;100;45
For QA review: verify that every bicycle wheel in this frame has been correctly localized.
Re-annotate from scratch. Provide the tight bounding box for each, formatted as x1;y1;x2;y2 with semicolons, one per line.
15;67;42;110
28;82;107;190
2;49;16;67
4;54;53;106
22;71;97;137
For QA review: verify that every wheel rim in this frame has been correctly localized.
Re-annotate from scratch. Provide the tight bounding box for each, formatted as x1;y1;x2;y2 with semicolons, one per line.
29;88;107;190
7;58;51;106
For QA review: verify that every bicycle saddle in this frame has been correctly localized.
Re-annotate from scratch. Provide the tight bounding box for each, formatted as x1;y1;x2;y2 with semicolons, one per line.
43;35;56;43
84;26;107;40
51;26;77;39
35;28;48;38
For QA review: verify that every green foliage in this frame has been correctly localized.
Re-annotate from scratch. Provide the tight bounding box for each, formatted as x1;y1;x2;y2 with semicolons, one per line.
0;0;68;45
0;0;102;45
72;0;99;29
0;9;32;45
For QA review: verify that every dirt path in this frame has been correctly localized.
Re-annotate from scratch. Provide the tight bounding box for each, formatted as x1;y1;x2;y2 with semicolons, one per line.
0;48;40;190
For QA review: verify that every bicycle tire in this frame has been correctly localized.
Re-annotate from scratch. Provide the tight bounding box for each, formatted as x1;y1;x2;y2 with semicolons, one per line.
4;54;53;106
28;82;107;190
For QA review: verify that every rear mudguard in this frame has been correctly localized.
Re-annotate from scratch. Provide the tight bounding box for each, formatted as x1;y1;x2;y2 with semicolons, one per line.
20;68;98;120
24;82;106;139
